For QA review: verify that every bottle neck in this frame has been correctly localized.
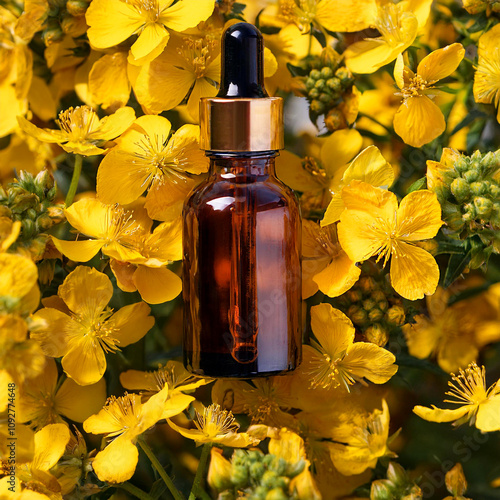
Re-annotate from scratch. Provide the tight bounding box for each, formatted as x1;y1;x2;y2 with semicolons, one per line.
207;151;277;180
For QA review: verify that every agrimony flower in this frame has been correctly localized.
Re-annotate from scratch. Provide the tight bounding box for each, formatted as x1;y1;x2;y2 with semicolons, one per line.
413;362;500;431
17;357;106;428
393;43;465;147
120;360;212;418
337;181;443;300
301;220;360;299
344;0;432;74
473;24;500;122
168;403;261;447
18;106;135;156
85;0;215;65
299;303;397;391
31;266;154;385
83;388;169;483
97;115;208;221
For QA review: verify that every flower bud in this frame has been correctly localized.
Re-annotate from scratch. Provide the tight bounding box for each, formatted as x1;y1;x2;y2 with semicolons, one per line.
469;181;487;196
42;24;64;45
305;77;315;90
368;308;384;322
365;324;388;346
324;109;343;131
326;77;341;92
310;100;325;115
359;276;377;293
308;88;319;99
348;305;367;325
319;92;332;104
320;47;341;67
66;0;89;16
450;177;470;202
463;169;479;183
362;298;376;311
265;488;288;500
262;470;279;488
38;259;56;286
309;69;321;80
314;79;326;90
386;305;406;326
347;289;363;302
335;66;352;84
474;196;493;217
320;66;333;79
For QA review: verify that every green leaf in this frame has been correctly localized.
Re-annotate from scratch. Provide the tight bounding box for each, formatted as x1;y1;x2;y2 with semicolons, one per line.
395;353;447;375
442;248;472;288
286;62;309;77
435;238;466;256
406;177;427;194
450;108;486;137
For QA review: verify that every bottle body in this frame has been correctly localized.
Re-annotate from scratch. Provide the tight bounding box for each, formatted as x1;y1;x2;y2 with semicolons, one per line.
182;153;301;377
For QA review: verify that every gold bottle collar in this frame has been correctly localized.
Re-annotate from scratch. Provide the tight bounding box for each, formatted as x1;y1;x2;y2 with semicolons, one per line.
199;97;284;152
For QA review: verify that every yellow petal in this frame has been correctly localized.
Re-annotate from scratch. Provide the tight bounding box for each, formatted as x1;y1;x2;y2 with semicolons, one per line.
51;237;105;262
390;241;440;300
84;393;143;435
396;190;442;241
413;404;470;423
102;241;145;262
59;266;113;316
476;396;500;432
146;217;183;262
159;0;215;32
315;0;377;32
86;0;144;49
437;336;478;374
313;251;360;298
28;75;57;121
394;54;405;89
55;376;107;422
417;43;465;83
133;57;195;115
91;106;136;141
394;95;445;147
168;124;208;174
342;145;394;188
186;77;218;122
17;116;67;143
342;342;398;384
276;150;325;192
263;47;278;78
110;259;138;293
30;308;72;357
473;24;500;107
111;302;154;347
129;23;169;66
91;436;139;483
120;370;158;392
403;316;439;360
32;423;70;471
402;0;433;29
310;303;354;358
62;337;107;385
64;198;112;237
321;128;363;177
162;393;195;419
89;51;131;110
0;253;38;299
344;40;400;75
133;265;182;304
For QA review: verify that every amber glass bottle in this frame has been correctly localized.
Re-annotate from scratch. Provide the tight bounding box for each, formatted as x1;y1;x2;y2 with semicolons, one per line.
182;23;301;378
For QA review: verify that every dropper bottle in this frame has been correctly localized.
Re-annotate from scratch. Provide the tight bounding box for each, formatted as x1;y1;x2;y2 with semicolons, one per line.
182;22;302;378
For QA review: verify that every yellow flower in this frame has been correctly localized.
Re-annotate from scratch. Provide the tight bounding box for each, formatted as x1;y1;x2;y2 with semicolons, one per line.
31;266;154;385
17;357;107;428
403;285;500;373
120;360;212;419
444;463;471;500
321;145;395;226
337;181;443;300
86;0;215;66
133;33;220;120
0;477;50;499
299;303;398;391
83;388;169;483
260;0;377;33
327;400;396;475
16;423;71;498
167;403;261;447
393;44;465;147
18;106;136;156
211;377;298;428
51;198;148;263
473;24;500;122
301;220;360;299
413;362;500;432
344;0;432;74
97;115;208;221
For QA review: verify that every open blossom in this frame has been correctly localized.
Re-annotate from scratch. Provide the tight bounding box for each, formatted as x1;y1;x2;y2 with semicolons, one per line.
85;0;215;65
337;181;443;300
393;43;465;147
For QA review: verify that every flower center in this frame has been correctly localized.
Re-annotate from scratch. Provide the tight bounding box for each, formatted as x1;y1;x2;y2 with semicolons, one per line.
103;394;142;438
195;404;239;438
121;0;160;22
280;0;315;29
57;106;100;142
375;3;406;45
444;363;489;406
176;36;217;79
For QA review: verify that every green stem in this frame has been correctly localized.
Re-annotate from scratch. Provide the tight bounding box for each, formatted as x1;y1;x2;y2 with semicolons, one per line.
138;438;185;500
118;482;154;500
188;443;212;500
65;154;82;207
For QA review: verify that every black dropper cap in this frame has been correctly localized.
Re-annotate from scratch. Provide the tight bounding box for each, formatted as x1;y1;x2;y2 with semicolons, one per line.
217;22;269;99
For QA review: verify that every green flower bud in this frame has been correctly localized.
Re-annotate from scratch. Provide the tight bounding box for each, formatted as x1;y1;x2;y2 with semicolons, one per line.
335;66;352;84
42;24;64;45
309;69;321;80
362;298;376;311
249;462;265;479
314;79;326;90
348;305;367;325
261;470;279;488
305;77;315;90
308;88;319;99
454;157;469;173
386;305;406;326
285;459;306;478
21;219;36;238
450;177;470;202
359;276;377;293
469;181;487;196
66;0;89;16
365;324;388;346
463;169;479;183
347;289;363;302
368;308;384;322
320;66;333;79
326;77;342;92
462;202;476;222
252;486;268;500
320;47;341;67
319;92;332;103
265;488;288;500
309;100;325;115
370;480;394;500
371;290;386;303
324;109;343;131
47;206;66;225
230;463;249;488
442;201;465;231
26;208;38;220
36;214;54;231
474;196;493;217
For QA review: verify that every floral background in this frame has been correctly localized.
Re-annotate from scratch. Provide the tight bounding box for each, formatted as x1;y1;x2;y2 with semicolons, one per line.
1;0;500;498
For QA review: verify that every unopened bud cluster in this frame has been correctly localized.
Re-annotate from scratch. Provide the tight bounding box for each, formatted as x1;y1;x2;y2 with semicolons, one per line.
437;150;500;268
333;262;408;346
300;47;356;132
211;449;305;500
371;462;422;500
41;0;90;44
0;170;65;260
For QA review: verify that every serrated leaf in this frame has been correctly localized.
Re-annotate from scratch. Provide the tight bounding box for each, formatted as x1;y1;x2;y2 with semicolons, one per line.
406;177;426;194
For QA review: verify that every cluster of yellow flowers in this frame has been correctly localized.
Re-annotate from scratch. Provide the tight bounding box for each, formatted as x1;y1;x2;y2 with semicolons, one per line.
2;0;500;499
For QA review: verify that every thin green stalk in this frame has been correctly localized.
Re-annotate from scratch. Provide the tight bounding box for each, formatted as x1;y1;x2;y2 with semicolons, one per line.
118;482;154;500
188;443;212;500
138;437;185;500
65;154;82;207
